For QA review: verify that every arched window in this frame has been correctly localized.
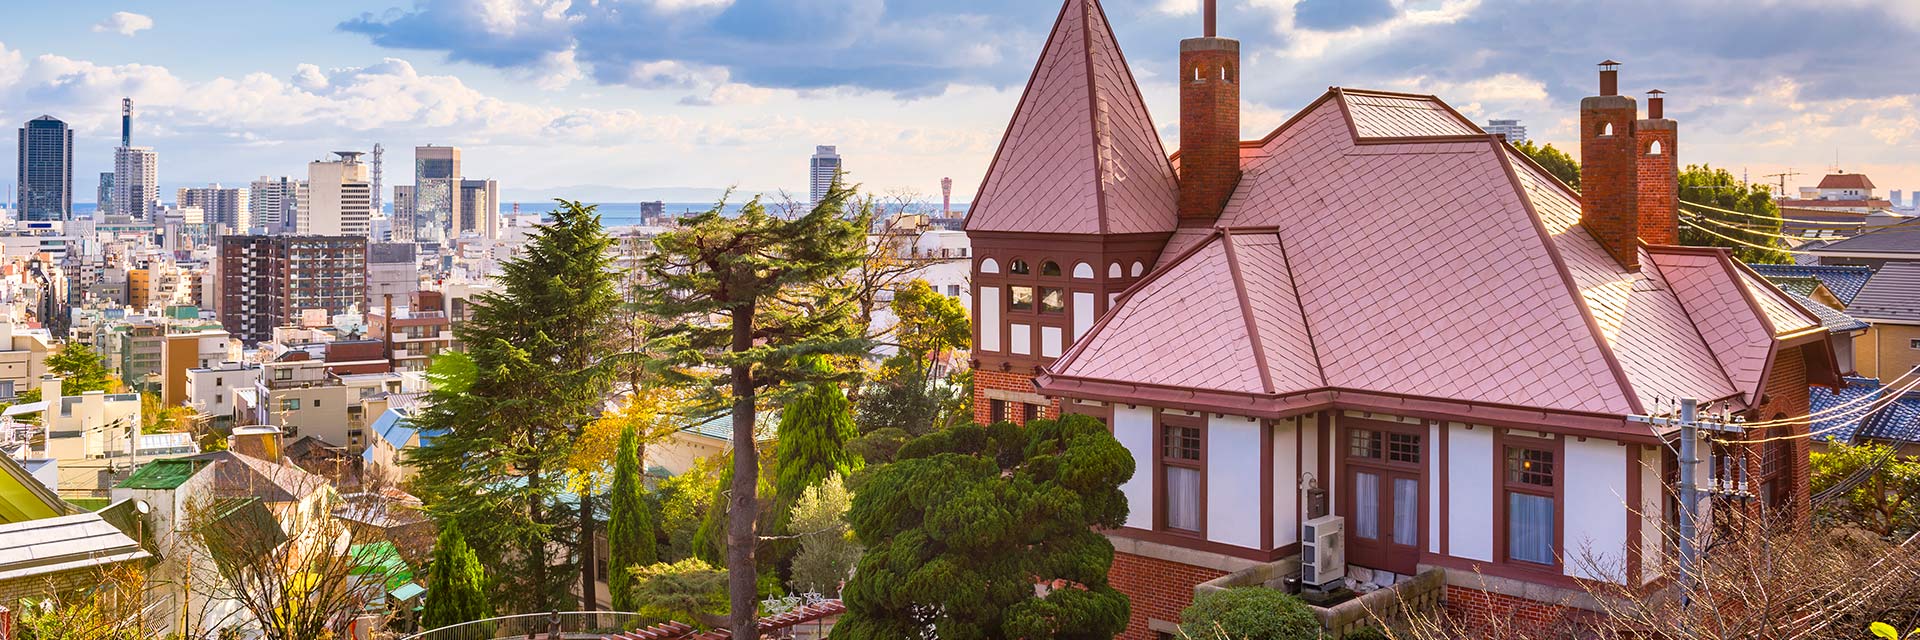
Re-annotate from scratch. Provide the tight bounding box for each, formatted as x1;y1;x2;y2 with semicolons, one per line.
1109;263;1123;278
1648;140;1663;155
1599;122;1614;137
1191;65;1202;82
1072;262;1094;279
1041;261;1062;276
980;258;1000;274
1222;63;1236;83
1130;261;1145;277
1010;259;1031;275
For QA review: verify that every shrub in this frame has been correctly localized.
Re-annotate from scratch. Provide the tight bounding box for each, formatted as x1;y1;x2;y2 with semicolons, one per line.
1344;626;1390;640
1178;587;1322;640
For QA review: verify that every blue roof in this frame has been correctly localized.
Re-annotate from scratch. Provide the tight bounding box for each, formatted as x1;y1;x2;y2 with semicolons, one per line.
1811;377;1920;445
1781;290;1871;333
362;407;430;464
1747;264;1875;305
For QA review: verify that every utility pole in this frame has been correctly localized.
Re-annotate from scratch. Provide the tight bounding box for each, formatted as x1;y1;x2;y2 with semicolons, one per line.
1677;398;1702;605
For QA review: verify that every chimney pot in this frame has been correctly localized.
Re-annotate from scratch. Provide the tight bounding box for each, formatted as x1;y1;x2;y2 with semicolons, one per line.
1204;0;1217;37
1647;89;1666;119
1599;60;1621;96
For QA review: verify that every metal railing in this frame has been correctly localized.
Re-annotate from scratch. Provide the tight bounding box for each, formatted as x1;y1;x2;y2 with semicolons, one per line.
401;611;652;640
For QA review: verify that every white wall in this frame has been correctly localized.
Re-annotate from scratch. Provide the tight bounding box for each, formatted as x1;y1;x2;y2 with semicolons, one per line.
1072;291;1095;339
979;287;1001;352
1114;406;1155;531
1273;416;1300;548
1208;414;1262;549
1638;444;1665;585
1565;437;1629;583
1428;421;1442;555
1447;423;1494;562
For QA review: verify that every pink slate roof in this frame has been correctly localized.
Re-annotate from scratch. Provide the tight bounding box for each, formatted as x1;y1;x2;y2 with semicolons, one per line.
962;0;1179;236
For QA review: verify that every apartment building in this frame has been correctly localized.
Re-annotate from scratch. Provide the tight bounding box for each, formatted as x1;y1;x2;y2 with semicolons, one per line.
216;235;367;345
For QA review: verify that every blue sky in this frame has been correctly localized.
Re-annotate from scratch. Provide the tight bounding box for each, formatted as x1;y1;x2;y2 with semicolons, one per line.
6;0;1920;205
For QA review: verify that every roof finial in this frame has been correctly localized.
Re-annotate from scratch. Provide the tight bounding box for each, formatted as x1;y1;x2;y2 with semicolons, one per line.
1204;0;1217;37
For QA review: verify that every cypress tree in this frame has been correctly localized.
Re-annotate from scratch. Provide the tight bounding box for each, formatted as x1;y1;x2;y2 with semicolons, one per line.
609;424;657;611
770;368;862;535
423;524;491;630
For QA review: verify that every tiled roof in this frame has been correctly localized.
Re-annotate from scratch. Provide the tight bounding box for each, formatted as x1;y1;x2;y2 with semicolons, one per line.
1764;276;1821;298
1341;91;1482;139
1747;264;1874;304
1847;261;1920;324
962;0;1178;236
0;513;151;582
1811;377;1920;445
1782;290;1870;333
1814;219;1920;254
1816;173;1876;190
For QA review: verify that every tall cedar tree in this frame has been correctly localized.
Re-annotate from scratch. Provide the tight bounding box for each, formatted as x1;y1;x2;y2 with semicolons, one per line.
424;524;492;630
408;201;621;613
639;187;868;640
609;423;659;611
770;359;862;536
832;415;1134;639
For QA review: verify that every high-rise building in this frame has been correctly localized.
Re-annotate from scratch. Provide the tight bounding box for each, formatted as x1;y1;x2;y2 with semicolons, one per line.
176;185;250;234
249;176;304;233
217;235;368;345
412;145;461;244
392;185;416;242
370;143;385;217
457;179;498;239
113;147;159;218
809;145;841;205
299;152;373;237
16;116;74;222
1485;119;1529;144
97;172;114;212
1891;189;1904;209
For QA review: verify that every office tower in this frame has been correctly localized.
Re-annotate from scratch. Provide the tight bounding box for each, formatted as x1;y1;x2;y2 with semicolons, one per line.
249;176;304;233
299;152;373;237
97;172;114;213
640;201;665;224
177;184;250;233
1485;118;1529;144
112;147;159;218
370;143;384;217
413;145;461;244
809;145;841;205
1892;189;1904;208
392;185;416;242
217;235;368;345
17;115;74;222
457;179;498;239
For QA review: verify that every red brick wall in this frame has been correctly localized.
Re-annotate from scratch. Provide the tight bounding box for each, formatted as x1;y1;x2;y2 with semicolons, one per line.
971;368;1058;426
1581;95;1640;269
1444;586;1580;639
1635;124;1678;245
1110;551;1226;640
1178;39;1240;224
1756;344;1814;524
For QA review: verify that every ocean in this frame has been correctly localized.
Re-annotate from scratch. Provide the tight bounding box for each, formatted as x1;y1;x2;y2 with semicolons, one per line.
66;200;969;228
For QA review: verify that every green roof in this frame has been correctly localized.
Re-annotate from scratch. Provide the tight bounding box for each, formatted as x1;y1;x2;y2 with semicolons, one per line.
115;459;209;490
1764;275;1824;298
64;497;111;512
350;542;415;590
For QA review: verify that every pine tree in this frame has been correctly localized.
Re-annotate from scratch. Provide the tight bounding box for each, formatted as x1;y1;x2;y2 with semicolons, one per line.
770;367;862;536
639;185;869;640
45;342;121;394
609;424;658;611
409;200;622;613
423;524;492;630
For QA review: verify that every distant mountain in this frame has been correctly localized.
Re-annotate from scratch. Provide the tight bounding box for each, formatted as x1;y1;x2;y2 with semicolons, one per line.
500;185;790;204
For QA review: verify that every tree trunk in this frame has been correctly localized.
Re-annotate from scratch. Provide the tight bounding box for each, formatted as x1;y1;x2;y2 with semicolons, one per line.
528;465;548;612
729;303;759;640
581;487;597;609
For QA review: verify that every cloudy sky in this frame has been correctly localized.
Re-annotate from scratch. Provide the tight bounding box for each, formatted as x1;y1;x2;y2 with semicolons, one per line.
5;0;1920;206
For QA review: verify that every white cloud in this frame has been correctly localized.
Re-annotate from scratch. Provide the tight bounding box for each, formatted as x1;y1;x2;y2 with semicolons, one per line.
1247;0;1479;60
92;12;154;37
1156;0;1201;16
652;0;734;12
1385;72;1551;118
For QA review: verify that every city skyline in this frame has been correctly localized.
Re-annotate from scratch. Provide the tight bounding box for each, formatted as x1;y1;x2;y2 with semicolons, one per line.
6;1;1920;204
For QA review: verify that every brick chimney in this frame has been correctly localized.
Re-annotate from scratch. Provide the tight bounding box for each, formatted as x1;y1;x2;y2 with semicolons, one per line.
1178;0;1241;224
1580;60;1641;269
1637;89;1679;246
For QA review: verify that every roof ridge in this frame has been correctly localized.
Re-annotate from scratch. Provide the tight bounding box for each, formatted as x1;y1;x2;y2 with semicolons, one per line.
1220;230;1275;394
1081;0;1108;236
1268;227;1329;388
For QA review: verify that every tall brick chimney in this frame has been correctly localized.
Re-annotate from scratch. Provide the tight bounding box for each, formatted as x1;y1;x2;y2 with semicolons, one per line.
1637;89;1679;246
1581;60;1641;269
1178;0;1241;225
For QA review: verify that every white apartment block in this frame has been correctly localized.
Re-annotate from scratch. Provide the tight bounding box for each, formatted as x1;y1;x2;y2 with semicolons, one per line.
113;147;159;218
299;153;373;237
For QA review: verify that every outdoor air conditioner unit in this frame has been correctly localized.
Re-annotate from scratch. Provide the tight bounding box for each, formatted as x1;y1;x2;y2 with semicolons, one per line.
1300;515;1347;590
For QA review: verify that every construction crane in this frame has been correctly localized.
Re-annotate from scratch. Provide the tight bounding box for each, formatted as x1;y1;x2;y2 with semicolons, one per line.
1761;170;1803;196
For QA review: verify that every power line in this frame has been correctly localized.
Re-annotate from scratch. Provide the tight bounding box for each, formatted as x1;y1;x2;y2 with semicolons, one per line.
1677;218;1819;256
1682;211;1844;243
1680;200;1864;227
1727;367;1920;430
1710;373;1920;445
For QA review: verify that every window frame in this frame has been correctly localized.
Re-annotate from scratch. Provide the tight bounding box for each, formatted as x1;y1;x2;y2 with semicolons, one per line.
1154;412;1207;537
1495;431;1564;571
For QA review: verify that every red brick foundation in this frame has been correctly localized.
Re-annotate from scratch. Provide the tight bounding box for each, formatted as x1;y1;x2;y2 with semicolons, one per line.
1109;551;1226;640
1443;586;1581;639
971;368;1058;426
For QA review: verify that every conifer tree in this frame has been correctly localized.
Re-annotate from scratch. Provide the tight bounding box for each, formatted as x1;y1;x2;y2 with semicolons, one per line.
639;186;869;640
770;368;862;535
423;524;492;630
609;423;657;611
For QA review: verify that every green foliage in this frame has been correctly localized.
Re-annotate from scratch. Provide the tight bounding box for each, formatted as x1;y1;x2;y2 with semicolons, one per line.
140;391;193;434
1871;621;1919;640
658;457;723;562
47;342;120;395
831;415;1134;639
888;278;969;360
770;372;862;536
1678;164;1792;264
1813;442;1920;539
788;474;861;596
423;524;492;630
851;360;966;466
1177;588;1320;640
1514;140;1580;190
407;200;622;613
1343;626;1390;640
610;424;658;611
630;559;729;627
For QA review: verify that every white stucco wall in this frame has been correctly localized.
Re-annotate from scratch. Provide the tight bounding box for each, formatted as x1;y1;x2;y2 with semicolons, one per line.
1638;444;1665;585
1209;413;1262;549
1564;437;1629;583
1273;416;1300;548
979;287;1001;352
1447;423;1494;562
1428;421;1442;555
1114;405;1155;531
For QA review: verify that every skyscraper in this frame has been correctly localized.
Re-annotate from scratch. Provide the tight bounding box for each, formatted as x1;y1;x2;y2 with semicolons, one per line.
412;145;460;244
1485;119;1529;144
391;185;416;242
458;179;498;239
16;116;74;222
177;184;250;233
112;147;159;218
218;235;368;345
97;172;114;213
299;152;373;237
249;176;305;233
809;145;841;205
370;143;385;217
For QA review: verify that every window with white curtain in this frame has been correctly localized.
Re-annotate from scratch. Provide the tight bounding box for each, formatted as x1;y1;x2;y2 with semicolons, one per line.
1161;422;1203;533
1393;477;1419;546
1505;445;1557;566
1353;471;1380;540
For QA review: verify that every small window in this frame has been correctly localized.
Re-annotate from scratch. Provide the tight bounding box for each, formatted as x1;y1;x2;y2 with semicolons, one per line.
1041;261;1062;276
1388;432;1422;464
1010;286;1035;311
1910;339;1920;350
215;394;223;404
1507;447;1555;487
1161;422;1203;533
215;377;223;386
1504;445;1556;566
1349;429;1382;459
991;399;1007;423
947;284;961;297
282;398;301;411
313;399;322;408
1599;122;1614;137
1010;260;1031;275
274;369;292;381
1648;140;1663;155
1039;287;1065;313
